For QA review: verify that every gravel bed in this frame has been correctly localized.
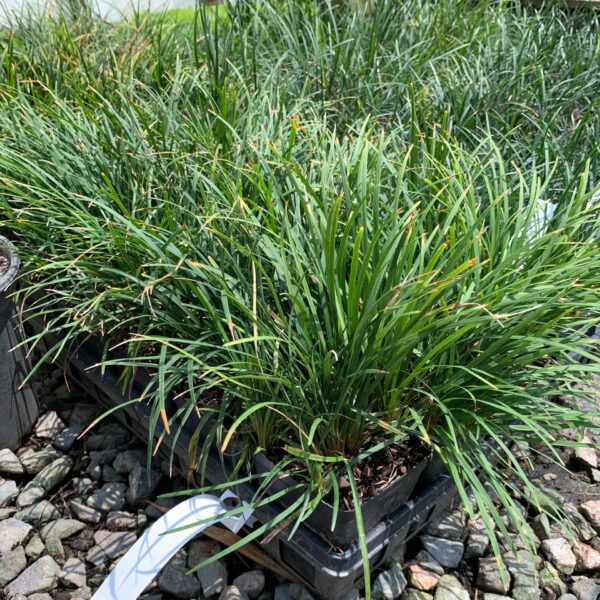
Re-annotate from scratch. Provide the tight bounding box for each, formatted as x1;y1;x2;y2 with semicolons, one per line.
0;365;598;600
0;365;294;600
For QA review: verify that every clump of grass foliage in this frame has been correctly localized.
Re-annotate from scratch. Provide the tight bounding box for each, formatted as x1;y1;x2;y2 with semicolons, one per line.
0;0;599;592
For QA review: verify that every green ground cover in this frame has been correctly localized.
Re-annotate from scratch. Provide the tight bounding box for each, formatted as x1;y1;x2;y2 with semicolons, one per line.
0;1;599;591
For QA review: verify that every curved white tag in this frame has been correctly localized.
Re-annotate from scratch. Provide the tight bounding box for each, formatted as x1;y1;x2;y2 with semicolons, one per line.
92;492;253;600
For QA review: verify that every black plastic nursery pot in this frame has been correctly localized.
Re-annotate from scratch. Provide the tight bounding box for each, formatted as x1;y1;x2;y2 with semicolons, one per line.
25;315;456;599
0;237;38;450
253;450;429;548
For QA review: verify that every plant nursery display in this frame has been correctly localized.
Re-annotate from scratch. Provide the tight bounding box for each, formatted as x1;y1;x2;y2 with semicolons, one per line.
0;0;598;597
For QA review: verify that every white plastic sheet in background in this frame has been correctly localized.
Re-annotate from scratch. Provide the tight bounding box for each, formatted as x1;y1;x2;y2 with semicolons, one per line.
0;0;198;26
92;491;254;600
528;200;556;240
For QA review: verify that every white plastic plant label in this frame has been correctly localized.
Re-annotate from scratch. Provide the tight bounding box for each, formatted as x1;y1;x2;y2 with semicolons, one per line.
92;491;254;600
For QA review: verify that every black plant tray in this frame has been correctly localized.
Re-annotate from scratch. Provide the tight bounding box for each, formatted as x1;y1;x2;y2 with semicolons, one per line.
25;316;456;599
253;452;428;548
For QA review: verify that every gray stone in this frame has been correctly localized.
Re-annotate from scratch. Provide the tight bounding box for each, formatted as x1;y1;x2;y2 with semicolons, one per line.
499;515;518;536
0;546;27;586
85;545;110;566
573;438;598;469
40;518;85;541
579;500;600;531
20;448;61;475
87;482;127;512
95;420;129;439
371;562;407;599
0;518;32;554
420;536;464;569
531;514;553;541
505;551;540;600
476;557;510;594
197;559;228;598
0;480;18;507
34;411;65;440
29;594;54;600
86;462;102;481
53;426;82;452
72;477;94;495
82;433;105;451
571;577;600;600
434;575;469;600
16;484;45;508
157;557;200;599
59;558;87;589
539;561;567;596
127;465;163;503
86;530;137;564
15;500;60;524
498;533;528;554
426;510;467;542
87;572;108;589
404;591;434;600
591;469;600;484
106;510;137;530
70;501;102;525
137;510;148;529
102;464;125;483
70;585;93;598
465;516;490;560
542;538;577;575
45;535;65;560
68;532;95;552
89;448;119;465
31;456;72;492
113;450;145;474
557;595;579;600
86;431;128;452
510;573;542;600
386;545;405;566
25;534;45;559
220;586;250;600
564;505;597;541
0;506;16;520
413;550;442;568
0;449;24;475
4;556;60;597
232;570;265;599
68;404;100;429
482;596;514;600
466;533;490;560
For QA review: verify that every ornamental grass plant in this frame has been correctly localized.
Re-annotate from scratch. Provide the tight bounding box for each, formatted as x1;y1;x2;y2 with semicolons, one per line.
0;0;599;595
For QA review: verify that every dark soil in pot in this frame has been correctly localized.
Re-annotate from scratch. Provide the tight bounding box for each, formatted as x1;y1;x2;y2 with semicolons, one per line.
334;437;431;510
254;436;431;548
